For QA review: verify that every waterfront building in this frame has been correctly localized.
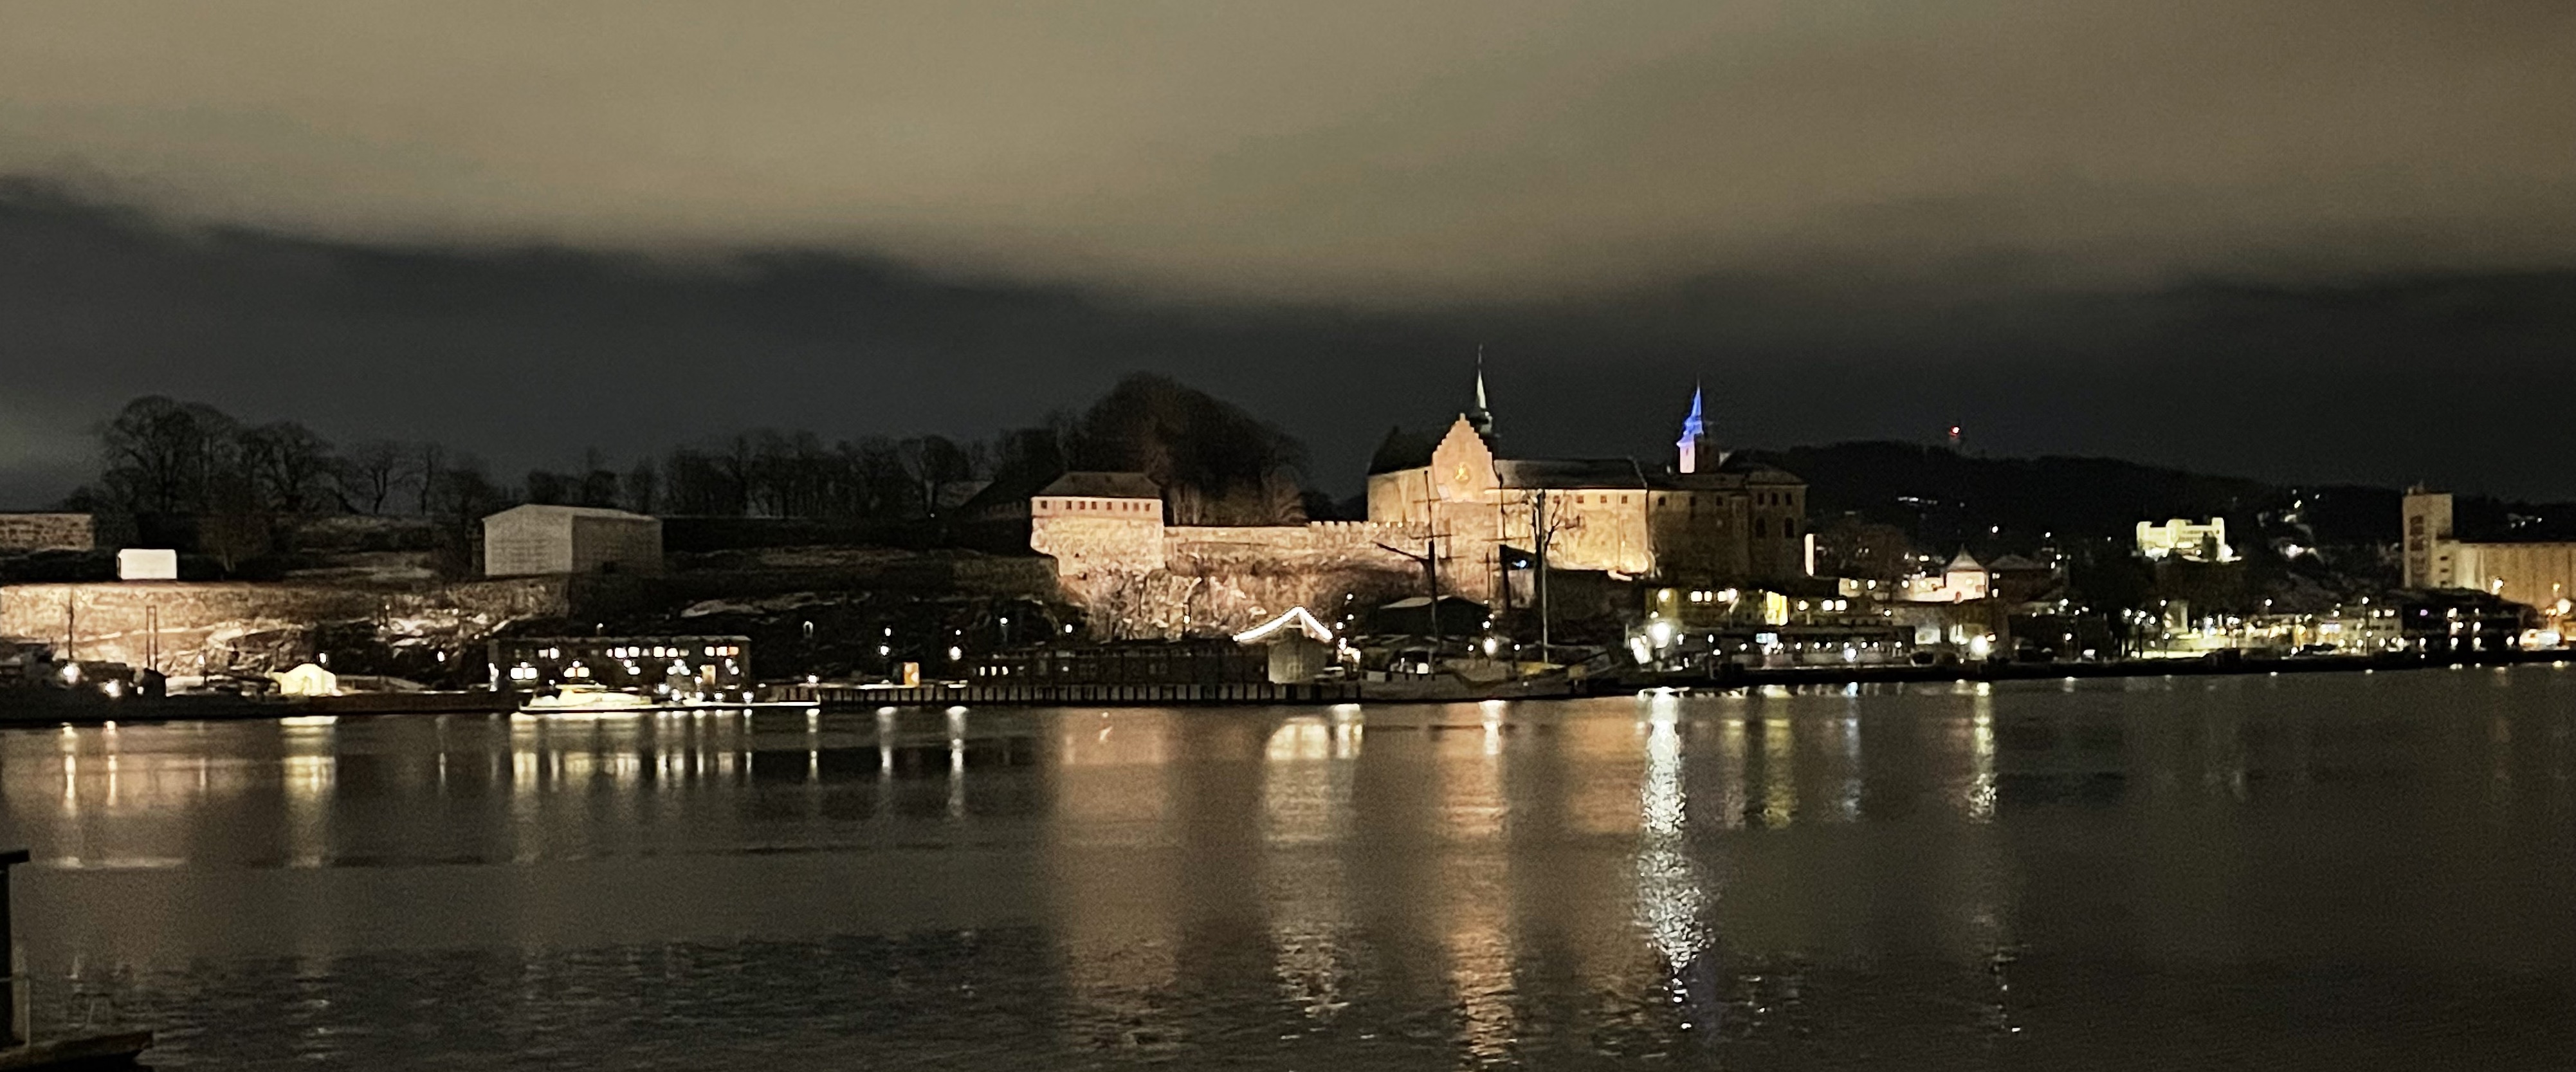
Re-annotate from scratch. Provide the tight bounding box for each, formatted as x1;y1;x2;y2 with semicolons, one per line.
2402;489;2576;616
480;504;664;578
971;640;1267;685
488;634;749;697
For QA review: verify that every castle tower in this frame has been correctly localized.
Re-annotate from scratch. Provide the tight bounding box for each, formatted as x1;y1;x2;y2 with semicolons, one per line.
1676;384;1722;473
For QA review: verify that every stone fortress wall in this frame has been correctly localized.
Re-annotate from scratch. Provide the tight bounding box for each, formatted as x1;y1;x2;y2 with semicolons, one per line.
0;513;96;553
1035;514;1434;639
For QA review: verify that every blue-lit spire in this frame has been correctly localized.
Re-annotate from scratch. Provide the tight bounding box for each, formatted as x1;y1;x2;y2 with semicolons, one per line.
1676;382;1719;473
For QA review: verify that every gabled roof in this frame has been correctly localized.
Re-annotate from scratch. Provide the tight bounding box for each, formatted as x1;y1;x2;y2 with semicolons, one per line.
485;504;656;523
1987;553;2049;572
1036;472;1162;499
1233;606;1335;645
1944;550;1985;573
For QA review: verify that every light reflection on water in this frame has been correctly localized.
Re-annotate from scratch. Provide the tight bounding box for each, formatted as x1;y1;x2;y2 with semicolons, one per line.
1;669;2574;1068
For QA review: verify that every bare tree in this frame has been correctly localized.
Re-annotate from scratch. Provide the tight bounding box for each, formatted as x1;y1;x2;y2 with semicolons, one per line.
96;396;238;515
334;439;420;515
237;420;337;515
413;442;447;515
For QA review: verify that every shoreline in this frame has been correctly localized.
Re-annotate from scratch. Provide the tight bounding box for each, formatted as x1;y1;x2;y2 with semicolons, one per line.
3;647;2566;726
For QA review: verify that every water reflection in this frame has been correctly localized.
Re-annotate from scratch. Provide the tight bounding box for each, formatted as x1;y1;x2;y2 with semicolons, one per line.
3;669;2575;1069
1632;694;1710;1021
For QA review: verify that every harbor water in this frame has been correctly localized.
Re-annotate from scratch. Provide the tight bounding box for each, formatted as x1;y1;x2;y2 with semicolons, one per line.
3;666;2572;1068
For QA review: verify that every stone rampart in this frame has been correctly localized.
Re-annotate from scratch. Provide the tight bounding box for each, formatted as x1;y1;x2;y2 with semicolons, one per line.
0;514;95;553
1040;520;1430;640
1030;516;1165;576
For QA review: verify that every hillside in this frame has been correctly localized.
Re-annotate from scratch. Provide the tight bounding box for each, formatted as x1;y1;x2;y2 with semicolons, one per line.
1733;442;2398;551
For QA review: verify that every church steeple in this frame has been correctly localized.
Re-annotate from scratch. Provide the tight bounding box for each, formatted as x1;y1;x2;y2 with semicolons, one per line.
1465;346;1495;437
1676;382;1722;473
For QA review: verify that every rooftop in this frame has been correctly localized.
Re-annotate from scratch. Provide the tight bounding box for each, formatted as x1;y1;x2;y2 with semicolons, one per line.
1037;471;1163;500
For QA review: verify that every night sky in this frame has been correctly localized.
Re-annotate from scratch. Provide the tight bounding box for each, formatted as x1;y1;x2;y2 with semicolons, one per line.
3;1;2571;505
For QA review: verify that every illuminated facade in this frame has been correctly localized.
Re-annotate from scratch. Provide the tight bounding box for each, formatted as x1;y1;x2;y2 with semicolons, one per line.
1897;550;1990;603
1366;379;1808;604
2135;517;2234;562
2404;488;2576;612
488;634;749;697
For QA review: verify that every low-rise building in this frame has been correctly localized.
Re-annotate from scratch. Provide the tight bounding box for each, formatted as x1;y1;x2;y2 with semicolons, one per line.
2136;517;2235;562
488;635;749;697
1897;550;1991;603
481;504;664;578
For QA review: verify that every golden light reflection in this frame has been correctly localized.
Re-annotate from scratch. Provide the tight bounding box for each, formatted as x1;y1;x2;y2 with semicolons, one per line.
1760;715;1796;827
1634;693;1710;984
1435;703;1508;841
1046;710;1182;1052
1441;878;1519;1066
1713;710;1749;830
282;748;335;869
1967;694;1997;822
1261;710;1360;1026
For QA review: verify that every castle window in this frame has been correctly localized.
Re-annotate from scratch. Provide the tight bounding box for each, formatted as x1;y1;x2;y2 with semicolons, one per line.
1755;518;1769;537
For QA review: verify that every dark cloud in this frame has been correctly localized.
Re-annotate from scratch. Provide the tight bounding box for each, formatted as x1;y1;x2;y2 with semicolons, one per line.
2;2;2570;300
0;3;2570;504
3;184;2571;510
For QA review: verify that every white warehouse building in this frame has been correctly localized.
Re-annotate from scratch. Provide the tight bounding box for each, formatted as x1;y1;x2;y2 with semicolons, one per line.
482;504;664;578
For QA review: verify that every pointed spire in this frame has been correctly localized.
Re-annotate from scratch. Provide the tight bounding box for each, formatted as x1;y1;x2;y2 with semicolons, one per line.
1465;346;1495;437
1676;379;1719;474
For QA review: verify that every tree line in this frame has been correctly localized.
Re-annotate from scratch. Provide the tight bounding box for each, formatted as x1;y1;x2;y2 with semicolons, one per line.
73;373;1321;533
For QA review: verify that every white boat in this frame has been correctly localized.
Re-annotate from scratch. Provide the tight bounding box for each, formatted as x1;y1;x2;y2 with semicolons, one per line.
515;684;817;716
517;684;661;715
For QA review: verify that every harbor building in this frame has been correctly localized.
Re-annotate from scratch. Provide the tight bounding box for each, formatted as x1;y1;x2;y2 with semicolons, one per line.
489;634;750;698
2402;488;2576;613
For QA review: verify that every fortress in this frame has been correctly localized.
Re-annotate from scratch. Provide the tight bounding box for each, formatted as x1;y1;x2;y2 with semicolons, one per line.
1032;374;1811;638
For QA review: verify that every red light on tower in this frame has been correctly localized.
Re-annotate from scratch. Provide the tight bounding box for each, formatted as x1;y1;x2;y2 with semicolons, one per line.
1947;425;1963;449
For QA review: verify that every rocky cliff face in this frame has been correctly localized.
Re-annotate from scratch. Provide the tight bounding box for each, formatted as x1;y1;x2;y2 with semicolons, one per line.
0;578;567;680
1037;518;1431;639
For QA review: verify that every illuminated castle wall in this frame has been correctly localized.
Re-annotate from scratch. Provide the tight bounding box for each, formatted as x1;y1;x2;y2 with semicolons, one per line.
1364;386;1809;605
1030;381;1811;636
1030;472;1427;638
